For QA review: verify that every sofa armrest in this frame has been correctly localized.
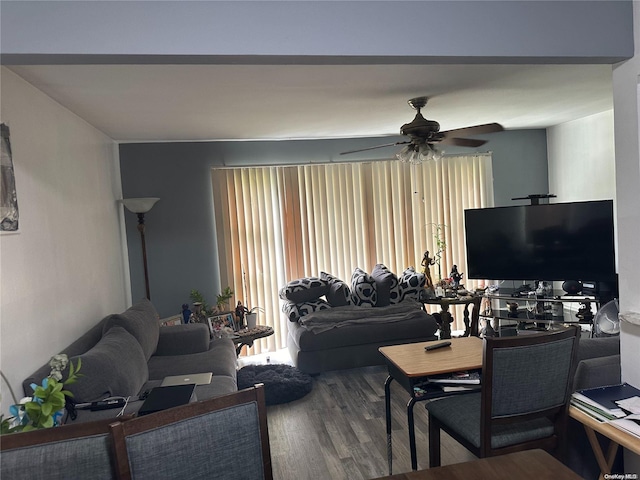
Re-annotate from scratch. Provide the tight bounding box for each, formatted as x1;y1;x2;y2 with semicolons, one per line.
573;354;621;391
155;324;210;356
576;336;620;362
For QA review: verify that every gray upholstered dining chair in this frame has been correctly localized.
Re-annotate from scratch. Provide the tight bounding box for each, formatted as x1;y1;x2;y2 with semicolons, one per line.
1;416;123;480
426;326;580;467
109;384;272;480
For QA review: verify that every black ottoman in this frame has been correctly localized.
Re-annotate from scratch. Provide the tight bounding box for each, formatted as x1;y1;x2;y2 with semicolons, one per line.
237;364;313;405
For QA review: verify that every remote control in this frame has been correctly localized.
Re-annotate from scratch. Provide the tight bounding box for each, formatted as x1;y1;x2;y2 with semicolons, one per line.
425;341;452;351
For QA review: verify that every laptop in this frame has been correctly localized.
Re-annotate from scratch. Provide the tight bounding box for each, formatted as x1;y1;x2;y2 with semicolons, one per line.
160;372;213;387
137;384;197;416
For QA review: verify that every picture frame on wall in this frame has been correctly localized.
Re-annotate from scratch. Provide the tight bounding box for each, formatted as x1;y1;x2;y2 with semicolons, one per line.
0;123;19;233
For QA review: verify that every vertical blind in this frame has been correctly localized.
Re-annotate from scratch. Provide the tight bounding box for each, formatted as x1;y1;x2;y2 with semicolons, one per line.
212;154;494;355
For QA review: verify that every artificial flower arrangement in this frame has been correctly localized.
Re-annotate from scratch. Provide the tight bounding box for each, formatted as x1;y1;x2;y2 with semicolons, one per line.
1;354;82;434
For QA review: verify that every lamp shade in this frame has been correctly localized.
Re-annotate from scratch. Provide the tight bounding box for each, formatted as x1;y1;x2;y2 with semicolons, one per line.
120;197;160;214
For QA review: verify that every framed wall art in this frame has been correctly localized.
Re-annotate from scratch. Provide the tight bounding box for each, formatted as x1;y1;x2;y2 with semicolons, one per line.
1;123;19;233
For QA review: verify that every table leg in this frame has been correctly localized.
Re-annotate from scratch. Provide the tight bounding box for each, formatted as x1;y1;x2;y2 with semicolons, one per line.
384;375;394;475
439;306;452;339
470;298;481;337
583;424;620;479
407;397;418;470
462;304;471;337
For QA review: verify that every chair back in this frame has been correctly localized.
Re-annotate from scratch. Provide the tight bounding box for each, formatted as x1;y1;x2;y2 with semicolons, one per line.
109;384;272;480
1;417;122;480
480;326;580;457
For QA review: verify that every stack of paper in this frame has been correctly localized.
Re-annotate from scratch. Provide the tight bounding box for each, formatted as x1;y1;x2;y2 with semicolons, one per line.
427;371;481;385
571;383;640;434
609;414;640;438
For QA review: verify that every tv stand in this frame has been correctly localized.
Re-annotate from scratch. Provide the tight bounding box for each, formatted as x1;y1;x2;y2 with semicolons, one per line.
482;287;598;337
511;193;557;205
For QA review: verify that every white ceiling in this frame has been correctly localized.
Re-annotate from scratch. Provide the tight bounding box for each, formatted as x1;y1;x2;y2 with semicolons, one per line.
7;63;614;143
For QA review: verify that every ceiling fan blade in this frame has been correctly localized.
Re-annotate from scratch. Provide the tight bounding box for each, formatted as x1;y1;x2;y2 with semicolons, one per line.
340;141;409;155
438;137;487;148
440;122;504;139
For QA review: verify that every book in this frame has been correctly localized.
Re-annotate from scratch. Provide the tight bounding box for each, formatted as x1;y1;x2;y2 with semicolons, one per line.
427;371;481;385
574;383;640;418
571;398;616;422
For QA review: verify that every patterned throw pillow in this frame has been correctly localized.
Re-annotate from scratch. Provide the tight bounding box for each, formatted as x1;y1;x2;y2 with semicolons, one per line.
350;268;377;307
371;264;400;306
279;277;329;303
398;267;426;302
320;271;351;307
282;299;332;322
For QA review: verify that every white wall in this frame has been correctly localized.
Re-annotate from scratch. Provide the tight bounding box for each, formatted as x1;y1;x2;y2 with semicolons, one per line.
612;2;640;472
547;110;616;202
0;67;129;410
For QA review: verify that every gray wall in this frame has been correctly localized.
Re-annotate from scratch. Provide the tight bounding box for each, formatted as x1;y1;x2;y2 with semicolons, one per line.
119;130;547;316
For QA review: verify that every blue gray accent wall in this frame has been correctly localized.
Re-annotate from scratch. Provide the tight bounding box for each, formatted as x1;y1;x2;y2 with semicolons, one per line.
119;130;547;316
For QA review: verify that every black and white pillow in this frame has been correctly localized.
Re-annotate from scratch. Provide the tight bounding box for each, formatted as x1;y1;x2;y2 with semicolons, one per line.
279;276;329;303
282;299;331;322
320;271;351;307
350;268;377;307
398;267;426;302
371;264;400;306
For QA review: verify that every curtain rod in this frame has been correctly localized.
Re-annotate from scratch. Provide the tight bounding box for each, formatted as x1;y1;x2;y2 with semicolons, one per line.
212;151;493;170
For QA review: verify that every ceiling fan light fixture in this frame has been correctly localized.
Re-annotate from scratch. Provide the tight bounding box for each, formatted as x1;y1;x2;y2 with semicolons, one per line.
397;143;441;164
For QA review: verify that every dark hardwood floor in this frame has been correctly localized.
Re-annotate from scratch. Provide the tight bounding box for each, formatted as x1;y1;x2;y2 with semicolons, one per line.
265;365;476;480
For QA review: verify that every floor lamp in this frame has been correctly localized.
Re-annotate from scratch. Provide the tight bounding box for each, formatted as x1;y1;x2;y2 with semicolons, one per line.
120;197;159;300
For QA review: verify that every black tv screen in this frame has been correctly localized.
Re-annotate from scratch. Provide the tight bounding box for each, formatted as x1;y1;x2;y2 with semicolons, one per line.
464;200;616;282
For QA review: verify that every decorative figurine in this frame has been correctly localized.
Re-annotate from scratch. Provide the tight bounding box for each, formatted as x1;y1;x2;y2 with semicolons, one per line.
576;301;594;324
181;303;192;324
235;300;249;330
535;281;552;297
449;265;463;289
506;301;519;317
421;250;435;291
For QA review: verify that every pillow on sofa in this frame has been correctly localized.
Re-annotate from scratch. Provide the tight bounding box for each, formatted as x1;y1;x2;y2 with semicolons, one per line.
398;267;426;302
320;272;351;307
102;299;160;361
66;326;148;403
351;268;377;307
371;264;400;307
282;299;332;322
279;277;329;303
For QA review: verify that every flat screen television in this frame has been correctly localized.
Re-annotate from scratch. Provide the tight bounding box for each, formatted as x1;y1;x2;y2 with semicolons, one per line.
464;200;616;282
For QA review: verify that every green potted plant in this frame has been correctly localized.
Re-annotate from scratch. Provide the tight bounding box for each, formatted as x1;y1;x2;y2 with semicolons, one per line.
216;286;234;312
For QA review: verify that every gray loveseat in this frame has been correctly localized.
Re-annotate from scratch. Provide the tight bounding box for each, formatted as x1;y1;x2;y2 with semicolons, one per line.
23;299;238;422
282;265;439;374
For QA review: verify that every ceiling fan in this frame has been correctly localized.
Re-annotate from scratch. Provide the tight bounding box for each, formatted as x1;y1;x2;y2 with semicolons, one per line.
340;96;504;163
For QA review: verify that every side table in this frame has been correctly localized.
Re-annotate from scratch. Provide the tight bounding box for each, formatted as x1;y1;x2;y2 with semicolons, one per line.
231;325;274;356
379;337;484;473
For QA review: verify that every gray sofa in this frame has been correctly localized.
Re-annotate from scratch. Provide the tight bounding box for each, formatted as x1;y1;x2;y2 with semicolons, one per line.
288;300;439;374
23;299;238;423
282;265;440;374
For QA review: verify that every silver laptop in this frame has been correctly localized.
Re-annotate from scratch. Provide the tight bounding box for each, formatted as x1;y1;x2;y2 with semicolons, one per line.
160;372;213;387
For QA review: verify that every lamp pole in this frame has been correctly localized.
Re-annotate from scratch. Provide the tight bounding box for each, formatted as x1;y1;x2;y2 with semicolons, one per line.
120;197;159;300
136;212;151;300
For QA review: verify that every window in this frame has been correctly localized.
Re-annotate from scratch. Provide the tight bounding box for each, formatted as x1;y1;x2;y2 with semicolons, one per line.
213;154;493;355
